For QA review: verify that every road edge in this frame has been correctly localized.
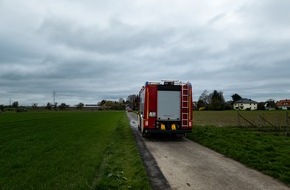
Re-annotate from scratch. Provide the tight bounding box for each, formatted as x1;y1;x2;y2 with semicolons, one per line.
127;112;171;190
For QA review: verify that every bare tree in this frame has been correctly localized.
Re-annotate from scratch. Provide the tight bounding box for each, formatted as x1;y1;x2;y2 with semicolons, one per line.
127;94;138;110
198;90;210;105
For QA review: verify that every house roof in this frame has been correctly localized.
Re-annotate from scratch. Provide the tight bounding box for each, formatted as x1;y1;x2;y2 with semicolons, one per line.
276;99;290;107
234;98;257;104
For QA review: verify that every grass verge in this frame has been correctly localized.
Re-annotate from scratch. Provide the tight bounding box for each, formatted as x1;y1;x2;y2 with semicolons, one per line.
0;111;150;190
91;113;151;190
187;126;290;185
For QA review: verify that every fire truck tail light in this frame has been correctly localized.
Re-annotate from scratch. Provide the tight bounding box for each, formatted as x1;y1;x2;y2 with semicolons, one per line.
171;124;176;130
145;120;148;126
149;112;156;117
189;121;192;127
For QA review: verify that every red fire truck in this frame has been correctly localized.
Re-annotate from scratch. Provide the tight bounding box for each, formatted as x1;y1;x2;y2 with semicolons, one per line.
138;80;193;136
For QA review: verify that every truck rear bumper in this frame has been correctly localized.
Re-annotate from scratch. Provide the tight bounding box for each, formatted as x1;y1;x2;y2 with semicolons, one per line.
143;129;192;134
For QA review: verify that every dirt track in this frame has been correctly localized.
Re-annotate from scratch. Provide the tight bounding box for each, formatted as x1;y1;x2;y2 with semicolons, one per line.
127;112;290;190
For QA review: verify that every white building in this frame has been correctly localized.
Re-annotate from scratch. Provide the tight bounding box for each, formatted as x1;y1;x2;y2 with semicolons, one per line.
233;98;257;111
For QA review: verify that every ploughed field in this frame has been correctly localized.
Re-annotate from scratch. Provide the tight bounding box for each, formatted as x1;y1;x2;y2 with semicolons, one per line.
0;111;150;190
193;110;289;127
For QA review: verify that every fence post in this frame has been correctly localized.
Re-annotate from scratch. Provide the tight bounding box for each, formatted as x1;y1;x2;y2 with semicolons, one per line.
286;112;289;136
237;110;240;127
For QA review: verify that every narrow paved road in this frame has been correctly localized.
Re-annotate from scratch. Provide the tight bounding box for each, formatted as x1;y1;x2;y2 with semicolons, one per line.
127;112;290;190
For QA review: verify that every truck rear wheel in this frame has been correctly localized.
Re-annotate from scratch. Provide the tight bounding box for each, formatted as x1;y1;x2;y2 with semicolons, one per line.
140;124;147;137
141;131;147;137
138;120;141;131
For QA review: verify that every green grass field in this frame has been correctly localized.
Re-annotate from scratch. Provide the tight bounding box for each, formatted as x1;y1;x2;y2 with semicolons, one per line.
188;110;290;186
0;111;150;190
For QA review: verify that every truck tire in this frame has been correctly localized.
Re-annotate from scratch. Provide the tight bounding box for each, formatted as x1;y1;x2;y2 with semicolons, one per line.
140;124;147;137
137;116;141;131
138;120;141;131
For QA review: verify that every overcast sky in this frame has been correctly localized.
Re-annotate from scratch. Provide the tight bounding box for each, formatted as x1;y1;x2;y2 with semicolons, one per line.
1;0;290;106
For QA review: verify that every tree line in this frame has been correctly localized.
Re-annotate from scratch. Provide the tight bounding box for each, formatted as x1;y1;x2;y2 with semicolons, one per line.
0;96;137;112
196;90;277;111
0;91;277;112
197;90;227;111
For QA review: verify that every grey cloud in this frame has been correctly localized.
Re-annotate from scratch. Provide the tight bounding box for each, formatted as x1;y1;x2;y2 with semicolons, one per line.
38;17;174;54
0;40;42;63
242;0;290;27
207;13;227;25
1;0;290;105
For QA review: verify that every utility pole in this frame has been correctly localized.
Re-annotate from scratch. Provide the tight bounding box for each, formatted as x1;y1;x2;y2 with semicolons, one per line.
53;91;56;105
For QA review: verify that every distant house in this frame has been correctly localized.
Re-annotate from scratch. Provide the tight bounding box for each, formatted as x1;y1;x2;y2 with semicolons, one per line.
233;98;257;110
276;99;290;110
